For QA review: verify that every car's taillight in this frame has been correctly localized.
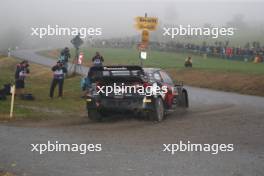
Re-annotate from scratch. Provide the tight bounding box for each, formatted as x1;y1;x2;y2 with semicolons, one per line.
167;87;172;94
143;82;151;88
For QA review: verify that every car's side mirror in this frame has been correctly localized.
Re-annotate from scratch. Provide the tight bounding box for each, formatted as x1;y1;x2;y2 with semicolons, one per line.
174;81;183;87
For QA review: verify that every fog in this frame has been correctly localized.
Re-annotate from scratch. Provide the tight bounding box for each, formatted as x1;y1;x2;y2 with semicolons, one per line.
0;0;263;50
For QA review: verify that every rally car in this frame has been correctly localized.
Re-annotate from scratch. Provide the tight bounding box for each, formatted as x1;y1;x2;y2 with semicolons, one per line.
85;65;189;122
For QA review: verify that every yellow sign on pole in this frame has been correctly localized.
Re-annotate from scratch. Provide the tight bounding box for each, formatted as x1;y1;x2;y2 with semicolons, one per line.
135;14;158;65
141;30;149;43
135;17;158;24
135;16;158;31
135;24;157;31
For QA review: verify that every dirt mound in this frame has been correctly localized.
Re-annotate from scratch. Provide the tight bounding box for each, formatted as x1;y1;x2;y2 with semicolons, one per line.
167;69;264;97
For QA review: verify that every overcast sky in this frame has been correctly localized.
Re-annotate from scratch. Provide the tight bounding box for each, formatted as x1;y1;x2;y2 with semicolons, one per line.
0;0;263;48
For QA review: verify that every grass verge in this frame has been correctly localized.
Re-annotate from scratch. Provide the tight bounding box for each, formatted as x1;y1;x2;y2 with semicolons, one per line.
40;48;264;96
0;56;86;121
167;69;264;96
0;172;15;176
40;47;264;75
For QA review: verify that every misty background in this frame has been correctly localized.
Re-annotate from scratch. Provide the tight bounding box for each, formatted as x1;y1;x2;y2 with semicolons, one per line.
0;0;264;51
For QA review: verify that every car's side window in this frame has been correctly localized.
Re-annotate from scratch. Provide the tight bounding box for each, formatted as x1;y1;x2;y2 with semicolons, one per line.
153;72;162;82
159;71;174;85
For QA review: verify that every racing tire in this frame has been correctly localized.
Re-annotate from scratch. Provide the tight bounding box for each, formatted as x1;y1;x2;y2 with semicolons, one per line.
182;91;189;108
149;97;165;122
88;109;103;122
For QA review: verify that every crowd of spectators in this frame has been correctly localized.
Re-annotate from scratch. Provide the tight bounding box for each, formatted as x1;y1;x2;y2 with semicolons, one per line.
150;41;264;62
90;39;264;62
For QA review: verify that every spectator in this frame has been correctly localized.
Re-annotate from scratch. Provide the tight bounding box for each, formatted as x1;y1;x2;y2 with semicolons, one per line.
15;60;30;96
49;61;67;98
185;56;193;68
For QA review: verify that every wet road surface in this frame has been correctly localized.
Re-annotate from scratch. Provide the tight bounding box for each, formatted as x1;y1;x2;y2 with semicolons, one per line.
0;50;263;176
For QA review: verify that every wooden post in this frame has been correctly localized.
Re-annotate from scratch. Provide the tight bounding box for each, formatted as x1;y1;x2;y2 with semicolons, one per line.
139;51;143;67
10;85;16;118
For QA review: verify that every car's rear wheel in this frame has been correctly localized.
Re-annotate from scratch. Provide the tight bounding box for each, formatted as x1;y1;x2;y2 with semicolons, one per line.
88;109;103;122
182;91;188;108
149;97;165;122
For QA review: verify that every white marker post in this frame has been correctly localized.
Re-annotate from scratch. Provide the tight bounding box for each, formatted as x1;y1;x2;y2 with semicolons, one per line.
139;51;147;67
8;48;11;57
140;51;147;60
10;85;16;118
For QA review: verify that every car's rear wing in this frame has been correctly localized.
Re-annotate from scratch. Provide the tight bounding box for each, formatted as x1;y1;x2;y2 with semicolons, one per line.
88;65;145;79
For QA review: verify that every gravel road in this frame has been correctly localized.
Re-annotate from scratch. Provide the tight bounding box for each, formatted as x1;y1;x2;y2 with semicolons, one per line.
0;50;263;176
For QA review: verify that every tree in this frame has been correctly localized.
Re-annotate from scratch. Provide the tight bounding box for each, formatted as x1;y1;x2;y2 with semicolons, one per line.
226;14;248;29
0;27;25;51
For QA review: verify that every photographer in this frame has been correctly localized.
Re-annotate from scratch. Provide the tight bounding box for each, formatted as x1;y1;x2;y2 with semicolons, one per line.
49;61;67;98
60;47;71;71
15;60;30;96
92;52;104;66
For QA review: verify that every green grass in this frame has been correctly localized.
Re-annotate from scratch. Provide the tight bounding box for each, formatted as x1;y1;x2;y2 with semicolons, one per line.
37;48;264;97
0;57;86;120
41;47;264;75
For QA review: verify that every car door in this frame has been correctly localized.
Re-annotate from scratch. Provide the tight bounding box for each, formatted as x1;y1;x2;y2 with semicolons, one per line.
159;71;177;109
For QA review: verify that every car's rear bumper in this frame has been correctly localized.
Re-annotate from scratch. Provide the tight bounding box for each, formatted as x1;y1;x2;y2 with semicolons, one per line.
86;96;154;112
